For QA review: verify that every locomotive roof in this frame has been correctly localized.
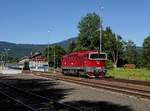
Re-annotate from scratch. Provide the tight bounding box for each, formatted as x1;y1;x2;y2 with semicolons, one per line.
62;50;100;58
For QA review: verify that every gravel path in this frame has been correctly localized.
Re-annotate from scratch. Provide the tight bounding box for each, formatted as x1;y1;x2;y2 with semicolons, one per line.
53;80;150;111
0;73;150;111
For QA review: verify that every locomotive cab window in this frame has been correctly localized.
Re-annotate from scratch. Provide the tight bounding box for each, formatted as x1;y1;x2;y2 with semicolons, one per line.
89;53;107;60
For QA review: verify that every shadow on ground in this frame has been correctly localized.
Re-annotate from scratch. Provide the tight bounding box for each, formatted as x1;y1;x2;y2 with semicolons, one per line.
0;74;135;111
65;100;134;111
0;75;73;101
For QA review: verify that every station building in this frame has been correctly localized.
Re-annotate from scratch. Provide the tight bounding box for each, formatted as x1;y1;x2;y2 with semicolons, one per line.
29;53;48;72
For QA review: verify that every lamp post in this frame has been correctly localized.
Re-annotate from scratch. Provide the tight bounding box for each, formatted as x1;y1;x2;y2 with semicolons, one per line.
53;45;56;73
0;53;4;70
99;7;104;52
1;53;5;70
4;48;10;67
47;43;50;65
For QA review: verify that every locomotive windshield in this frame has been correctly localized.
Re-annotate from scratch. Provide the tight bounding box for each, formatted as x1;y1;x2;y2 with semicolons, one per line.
89;53;107;60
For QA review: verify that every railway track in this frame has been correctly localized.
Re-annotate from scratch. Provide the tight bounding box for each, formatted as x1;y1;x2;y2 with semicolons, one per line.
30;71;150;87
33;72;150;100
0;82;81;111
101;77;150;86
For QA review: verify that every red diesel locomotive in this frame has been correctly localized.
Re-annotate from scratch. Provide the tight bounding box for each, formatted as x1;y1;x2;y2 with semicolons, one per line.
61;50;107;78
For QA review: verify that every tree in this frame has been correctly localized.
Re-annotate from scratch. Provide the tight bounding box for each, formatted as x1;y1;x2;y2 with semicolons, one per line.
7;56;18;63
74;13;125;68
76;12;100;50
124;40;137;64
54;45;66;67
103;27;124;68
43;45;66;67
43;45;52;66
143;35;150;67
67;41;76;53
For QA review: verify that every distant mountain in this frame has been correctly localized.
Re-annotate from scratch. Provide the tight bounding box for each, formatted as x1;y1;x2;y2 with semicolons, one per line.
0;37;77;58
0;42;46;59
55;37;77;48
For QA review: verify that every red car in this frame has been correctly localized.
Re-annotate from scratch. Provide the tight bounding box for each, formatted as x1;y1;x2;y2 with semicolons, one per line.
61;50;107;78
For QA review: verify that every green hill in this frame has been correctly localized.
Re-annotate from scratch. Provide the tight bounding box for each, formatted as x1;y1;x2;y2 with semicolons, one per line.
0;37;77;59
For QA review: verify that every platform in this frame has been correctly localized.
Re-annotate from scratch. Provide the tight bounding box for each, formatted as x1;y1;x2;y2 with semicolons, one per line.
0;67;22;74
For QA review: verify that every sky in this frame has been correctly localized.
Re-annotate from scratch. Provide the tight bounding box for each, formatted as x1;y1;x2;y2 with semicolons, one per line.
0;0;150;46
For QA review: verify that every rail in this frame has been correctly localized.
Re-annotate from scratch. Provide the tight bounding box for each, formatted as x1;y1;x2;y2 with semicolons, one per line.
33;73;150;100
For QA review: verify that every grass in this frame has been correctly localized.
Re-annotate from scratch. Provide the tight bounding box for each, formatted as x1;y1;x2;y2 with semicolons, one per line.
107;68;150;81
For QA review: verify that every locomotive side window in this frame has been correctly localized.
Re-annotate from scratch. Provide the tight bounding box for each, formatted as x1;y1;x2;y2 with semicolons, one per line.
89;53;107;60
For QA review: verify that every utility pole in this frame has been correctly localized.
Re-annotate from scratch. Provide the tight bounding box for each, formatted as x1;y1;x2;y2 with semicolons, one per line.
47;43;50;66
4;48;10;67
100;21;102;52
1;52;5;70
99;6;104;52
47;43;50;72
53;45;56;73
0;54;3;70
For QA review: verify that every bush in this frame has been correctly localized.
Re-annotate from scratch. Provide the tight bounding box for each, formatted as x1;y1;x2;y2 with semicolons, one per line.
145;64;150;70
106;60;113;69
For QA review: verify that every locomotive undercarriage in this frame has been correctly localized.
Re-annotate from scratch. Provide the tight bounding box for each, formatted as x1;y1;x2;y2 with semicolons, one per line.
62;67;106;78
